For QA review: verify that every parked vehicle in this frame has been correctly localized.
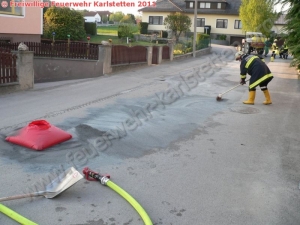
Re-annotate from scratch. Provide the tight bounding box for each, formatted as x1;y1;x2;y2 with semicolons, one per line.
242;32;266;55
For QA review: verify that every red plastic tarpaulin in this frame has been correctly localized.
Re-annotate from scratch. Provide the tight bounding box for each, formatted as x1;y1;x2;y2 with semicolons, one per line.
5;120;72;151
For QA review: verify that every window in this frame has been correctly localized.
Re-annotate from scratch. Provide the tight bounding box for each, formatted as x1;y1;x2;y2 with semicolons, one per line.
216;19;228;28
197;18;205;27
189;2;194;8
0;0;23;16
217;3;222;9
200;2;211;8
234;20;242;29
149;16;163;25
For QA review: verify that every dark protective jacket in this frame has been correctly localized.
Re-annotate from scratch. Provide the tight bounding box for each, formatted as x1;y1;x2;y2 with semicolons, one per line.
240;55;273;89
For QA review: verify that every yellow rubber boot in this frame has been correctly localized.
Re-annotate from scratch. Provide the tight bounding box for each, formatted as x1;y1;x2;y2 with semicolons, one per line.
263;89;272;105
243;91;256;105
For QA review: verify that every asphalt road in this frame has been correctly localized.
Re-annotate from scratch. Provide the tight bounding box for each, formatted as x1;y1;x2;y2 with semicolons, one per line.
0;45;300;225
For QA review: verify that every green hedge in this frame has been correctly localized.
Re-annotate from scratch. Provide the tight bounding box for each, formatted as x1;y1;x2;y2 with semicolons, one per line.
162;31;168;38
84;22;97;35
139;22;149;34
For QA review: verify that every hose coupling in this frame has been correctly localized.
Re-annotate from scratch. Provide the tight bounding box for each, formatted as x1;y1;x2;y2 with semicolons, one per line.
101;176;110;185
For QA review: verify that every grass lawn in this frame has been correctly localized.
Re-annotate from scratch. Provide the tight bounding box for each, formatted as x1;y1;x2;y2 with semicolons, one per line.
94;25;167;46
91;24;168;46
97;25;139;36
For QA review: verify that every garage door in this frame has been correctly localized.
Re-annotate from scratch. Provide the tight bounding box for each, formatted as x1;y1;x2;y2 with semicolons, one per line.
230;36;244;46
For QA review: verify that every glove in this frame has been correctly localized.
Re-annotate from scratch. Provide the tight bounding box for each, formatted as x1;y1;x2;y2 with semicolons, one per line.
240;78;246;85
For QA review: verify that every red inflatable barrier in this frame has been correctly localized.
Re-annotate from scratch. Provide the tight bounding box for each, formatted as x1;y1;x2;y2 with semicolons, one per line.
5;120;72;151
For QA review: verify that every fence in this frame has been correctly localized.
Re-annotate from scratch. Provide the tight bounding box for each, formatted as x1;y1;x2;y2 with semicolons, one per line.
111;45;147;65
162;46;170;59
0;51;17;84
0;42;99;60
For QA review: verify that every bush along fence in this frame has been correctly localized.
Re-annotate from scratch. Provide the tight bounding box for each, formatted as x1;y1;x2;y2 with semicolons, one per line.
0;42;99;60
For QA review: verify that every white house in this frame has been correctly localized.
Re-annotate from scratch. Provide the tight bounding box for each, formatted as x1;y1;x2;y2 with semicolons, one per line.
139;0;244;45
84;12;101;23
272;13;287;34
139;0;286;45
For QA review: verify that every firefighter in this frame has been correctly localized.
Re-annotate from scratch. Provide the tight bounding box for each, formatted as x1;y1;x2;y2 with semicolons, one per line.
279;41;288;59
271;39;278;59
235;51;273;105
264;38;271;57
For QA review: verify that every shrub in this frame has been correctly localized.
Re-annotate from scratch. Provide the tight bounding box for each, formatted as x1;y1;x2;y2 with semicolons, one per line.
217;34;227;40
197;33;210;50
197;33;210;41
118;24;134;38
139;22;149;34
43;7;86;41
84;22;97;35
162;31;168;38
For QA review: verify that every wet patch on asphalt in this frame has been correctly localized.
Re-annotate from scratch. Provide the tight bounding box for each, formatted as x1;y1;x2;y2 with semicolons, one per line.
0;94;226;172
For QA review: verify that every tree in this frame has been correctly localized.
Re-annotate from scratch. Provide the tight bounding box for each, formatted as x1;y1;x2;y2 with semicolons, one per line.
43;7;86;41
128;14;136;24
275;0;300;68
42;0;51;14
120;14;134;24
102;15;109;23
164;13;192;42
109;11;124;23
239;0;279;37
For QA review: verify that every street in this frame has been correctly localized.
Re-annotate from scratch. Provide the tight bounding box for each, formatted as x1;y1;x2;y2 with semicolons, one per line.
0;44;300;225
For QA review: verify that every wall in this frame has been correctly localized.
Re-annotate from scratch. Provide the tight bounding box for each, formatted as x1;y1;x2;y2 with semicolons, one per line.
272;24;285;34
84;15;101;23
142;11;244;41
0;1;42;35
34;58;103;83
194;14;243;36
142;12;168;31
33;45;107;82
0;0;42;42
0;33;41;42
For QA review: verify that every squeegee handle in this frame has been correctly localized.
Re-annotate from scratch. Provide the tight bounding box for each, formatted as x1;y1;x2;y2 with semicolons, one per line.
0;192;42;202
221;79;249;95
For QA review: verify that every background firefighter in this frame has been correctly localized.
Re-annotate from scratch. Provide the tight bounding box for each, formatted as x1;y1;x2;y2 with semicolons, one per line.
235;51;273;105
271;39;279;59
279;41;289;59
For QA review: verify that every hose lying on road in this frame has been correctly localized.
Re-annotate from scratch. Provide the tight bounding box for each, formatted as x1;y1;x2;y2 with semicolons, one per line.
107;180;152;225
83;167;152;225
0;203;38;225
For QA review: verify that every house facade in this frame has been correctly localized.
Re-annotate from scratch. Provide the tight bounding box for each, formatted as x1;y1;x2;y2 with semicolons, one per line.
0;0;43;42
96;11;111;22
139;0;244;45
83;11;111;23
272;13;287;34
84;11;101;23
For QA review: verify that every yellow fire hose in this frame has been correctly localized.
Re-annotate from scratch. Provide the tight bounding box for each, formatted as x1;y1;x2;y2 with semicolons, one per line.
107;180;152;225
83;167;152;225
0;203;38;225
